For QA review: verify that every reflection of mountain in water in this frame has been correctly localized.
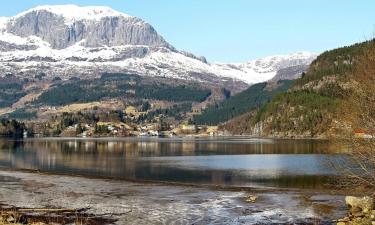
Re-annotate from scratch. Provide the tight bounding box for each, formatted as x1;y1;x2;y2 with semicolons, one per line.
0;138;341;188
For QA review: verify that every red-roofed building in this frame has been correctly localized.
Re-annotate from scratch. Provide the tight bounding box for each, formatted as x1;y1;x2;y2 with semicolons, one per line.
354;129;373;138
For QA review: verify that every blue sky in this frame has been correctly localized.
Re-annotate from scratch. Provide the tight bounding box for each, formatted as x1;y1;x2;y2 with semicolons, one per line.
1;0;374;62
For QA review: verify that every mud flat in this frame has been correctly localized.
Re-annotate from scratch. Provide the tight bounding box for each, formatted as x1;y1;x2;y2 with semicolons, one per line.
0;170;347;225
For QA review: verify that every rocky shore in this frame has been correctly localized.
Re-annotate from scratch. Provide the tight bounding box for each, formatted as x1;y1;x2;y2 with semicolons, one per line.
336;196;374;225
0;170;348;225
0;207;116;225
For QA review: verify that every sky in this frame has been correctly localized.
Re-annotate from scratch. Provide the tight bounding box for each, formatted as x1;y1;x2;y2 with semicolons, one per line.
1;0;374;62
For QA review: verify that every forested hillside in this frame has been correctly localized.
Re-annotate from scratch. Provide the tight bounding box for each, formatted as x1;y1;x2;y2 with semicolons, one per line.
0;75;27;108
194;80;293;125
225;39;375;137
36;74;212;106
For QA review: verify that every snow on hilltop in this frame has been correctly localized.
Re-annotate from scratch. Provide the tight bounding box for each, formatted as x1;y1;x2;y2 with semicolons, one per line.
0;4;317;85
13;4;132;25
0;17;8;31
210;51;318;83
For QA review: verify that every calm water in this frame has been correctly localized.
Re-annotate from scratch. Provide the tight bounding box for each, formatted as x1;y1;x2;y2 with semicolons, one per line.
0;137;344;188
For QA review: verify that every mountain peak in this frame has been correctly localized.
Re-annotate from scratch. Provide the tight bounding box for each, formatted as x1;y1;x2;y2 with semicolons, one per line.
0;5;315;86
253;51;318;63
14;4;132;25
0;17;8;31
4;5;169;49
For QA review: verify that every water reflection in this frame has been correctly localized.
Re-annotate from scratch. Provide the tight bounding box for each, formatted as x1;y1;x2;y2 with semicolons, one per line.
0;137;343;188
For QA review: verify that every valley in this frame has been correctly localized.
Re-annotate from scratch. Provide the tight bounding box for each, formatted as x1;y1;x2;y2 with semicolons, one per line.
0;5;317;138
1;39;375;139
0;3;374;225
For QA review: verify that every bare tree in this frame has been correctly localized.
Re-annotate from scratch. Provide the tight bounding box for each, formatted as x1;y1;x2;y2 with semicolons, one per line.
333;40;375;193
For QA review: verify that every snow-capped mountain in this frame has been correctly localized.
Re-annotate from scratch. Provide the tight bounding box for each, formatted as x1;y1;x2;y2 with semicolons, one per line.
0;5;317;85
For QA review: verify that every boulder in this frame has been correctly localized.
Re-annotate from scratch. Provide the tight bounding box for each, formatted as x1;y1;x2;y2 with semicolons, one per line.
244;195;258;203
351;216;371;225
345;196;374;213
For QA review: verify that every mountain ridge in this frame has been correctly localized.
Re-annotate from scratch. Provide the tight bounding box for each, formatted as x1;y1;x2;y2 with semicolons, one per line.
223;39;375;137
0;5;316;86
13;5;132;25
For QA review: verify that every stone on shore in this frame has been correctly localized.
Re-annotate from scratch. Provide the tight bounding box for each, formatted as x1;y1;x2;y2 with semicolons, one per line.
244;194;258;203
345;196;373;213
336;196;375;225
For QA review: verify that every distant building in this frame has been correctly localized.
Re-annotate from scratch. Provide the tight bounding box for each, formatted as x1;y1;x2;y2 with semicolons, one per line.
354;129;373;139
206;126;219;136
180;125;196;132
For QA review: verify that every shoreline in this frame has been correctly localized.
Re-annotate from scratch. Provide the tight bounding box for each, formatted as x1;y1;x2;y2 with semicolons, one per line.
0;136;356;224
0;167;351;196
1;135;331;141
0;169;347;225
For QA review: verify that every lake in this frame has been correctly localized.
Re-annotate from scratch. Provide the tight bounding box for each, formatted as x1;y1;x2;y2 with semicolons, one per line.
0;137;344;189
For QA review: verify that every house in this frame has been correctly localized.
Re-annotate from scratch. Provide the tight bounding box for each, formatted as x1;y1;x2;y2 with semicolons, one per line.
206;126;219;136
354;129;373;138
180;125;196;132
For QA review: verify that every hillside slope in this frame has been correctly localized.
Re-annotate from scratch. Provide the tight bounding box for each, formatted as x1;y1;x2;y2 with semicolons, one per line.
224;39;375;137
194;80;293;125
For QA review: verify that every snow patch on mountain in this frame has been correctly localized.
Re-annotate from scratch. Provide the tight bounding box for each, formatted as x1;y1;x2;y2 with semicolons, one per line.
210;52;317;83
0;17;8;31
13;5;131;25
0;32;47;47
0;38;317;84
0;5;318;85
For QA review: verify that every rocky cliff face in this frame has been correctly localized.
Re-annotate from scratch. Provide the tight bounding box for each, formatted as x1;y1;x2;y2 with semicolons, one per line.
7;5;170;49
270;65;309;82
0;5;316;87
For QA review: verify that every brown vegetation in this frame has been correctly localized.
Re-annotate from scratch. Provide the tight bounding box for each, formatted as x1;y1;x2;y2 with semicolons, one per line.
334;40;375;192
0;206;116;225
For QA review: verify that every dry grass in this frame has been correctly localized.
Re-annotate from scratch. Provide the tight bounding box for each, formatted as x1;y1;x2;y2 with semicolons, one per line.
11;92;44;109
0;221;44;225
39;100;124;117
0;207;116;225
0;108;13;116
333;40;375;193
